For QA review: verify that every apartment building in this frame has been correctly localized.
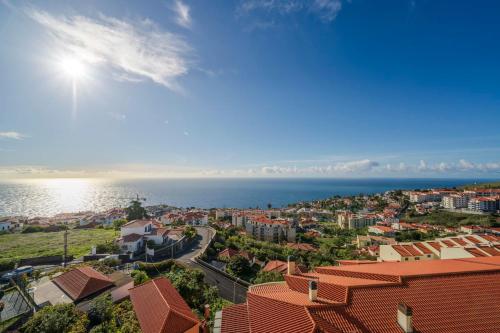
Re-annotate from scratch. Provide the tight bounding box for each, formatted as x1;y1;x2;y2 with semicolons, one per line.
468;196;499;212
337;211;380;229
244;216;296;243
441;194;470;209
409;191;442;203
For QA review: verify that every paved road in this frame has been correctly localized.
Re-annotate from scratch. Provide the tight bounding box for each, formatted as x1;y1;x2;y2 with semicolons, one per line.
175;226;212;265
192;262;248;303
175;227;248;303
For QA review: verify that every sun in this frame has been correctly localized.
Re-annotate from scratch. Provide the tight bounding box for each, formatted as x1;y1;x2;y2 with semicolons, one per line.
59;57;86;80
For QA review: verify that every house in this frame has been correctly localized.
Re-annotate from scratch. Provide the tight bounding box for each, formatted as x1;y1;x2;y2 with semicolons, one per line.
216;256;500;333
368;225;394;236
118;219;185;254
460;225;484;234
286;242;317;252
261;260;285;275
379;244;435;262
0;221;12;231
218;248;255;264
34;266;114;306
129;277;201;333
391;222;417;231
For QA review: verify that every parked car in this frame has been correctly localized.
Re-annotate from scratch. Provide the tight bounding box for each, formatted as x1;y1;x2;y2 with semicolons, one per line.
0;266;33;282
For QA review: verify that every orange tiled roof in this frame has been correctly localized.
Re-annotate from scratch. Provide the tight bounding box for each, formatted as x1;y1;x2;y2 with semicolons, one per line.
262;260;288;274
53;266;113;301
129;277;200;333
123;219;153;228
220;256;500;333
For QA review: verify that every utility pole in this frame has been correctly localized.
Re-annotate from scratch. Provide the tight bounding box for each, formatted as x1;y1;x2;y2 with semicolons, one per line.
63;229;68;267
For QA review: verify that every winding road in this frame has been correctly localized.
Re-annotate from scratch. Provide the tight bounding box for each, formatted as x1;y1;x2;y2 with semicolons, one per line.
175;227;248;303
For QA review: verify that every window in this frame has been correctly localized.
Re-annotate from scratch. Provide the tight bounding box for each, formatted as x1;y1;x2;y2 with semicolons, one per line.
415;257;420;260
427;254;431;258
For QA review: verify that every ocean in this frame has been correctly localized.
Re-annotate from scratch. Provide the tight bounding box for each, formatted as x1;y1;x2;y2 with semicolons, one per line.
0;178;494;218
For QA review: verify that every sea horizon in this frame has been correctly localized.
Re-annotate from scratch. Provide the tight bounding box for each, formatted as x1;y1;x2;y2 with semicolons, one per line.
1;177;498;218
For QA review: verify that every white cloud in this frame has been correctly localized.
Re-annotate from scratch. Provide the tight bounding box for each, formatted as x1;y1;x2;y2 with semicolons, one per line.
332;159;379;172
172;0;191;29
0;131;27;140
26;8;193;91
310;0;342;22
183;131;189;136
238;0;343;23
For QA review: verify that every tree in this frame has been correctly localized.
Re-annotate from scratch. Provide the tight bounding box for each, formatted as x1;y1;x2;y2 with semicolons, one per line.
183;226;197;239
131;270;150;285
165;268;207;309
21;303;89;333
111;300;141;333
125;200;148;221
253;270;284;284
95;242;120;254
226;256;251;279
88;293;114;326
113;218;127;230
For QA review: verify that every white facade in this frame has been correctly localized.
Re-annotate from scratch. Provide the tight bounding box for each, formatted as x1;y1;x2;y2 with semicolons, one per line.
0;221;12;231
442;195;469;209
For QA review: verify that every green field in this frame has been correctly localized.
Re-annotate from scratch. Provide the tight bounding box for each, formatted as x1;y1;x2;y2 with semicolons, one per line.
407;210;496;227
0;229;117;262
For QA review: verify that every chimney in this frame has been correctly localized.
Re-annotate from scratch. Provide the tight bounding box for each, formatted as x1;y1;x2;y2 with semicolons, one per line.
308;280;318;302
287;255;296;275
204;304;210;320
397;303;413;333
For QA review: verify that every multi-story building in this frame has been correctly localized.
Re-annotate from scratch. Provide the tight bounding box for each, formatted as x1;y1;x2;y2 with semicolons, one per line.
409;191;442;203
337;211;380;229
468;196;499;212
216;256;500;333
245;216;296;243
441;194;469;209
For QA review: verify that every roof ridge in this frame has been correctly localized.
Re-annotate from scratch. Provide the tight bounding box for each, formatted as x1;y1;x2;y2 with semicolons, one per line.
152;278;199;327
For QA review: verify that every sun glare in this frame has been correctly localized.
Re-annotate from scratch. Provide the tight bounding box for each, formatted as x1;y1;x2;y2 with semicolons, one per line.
60;57;86;80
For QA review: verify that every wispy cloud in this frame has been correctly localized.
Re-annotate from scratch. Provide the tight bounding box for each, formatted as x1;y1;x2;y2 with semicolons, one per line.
237;0;343;23
172;0;192;29
25;7;193;92
0;131;27;140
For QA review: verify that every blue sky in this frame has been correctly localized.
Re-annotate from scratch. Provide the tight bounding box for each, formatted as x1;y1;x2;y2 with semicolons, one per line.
0;0;499;178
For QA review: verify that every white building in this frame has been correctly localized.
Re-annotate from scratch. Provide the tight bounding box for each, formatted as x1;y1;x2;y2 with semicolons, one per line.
337;212;380;229
442;194;469;209
0;221;12;231
245;216;296;243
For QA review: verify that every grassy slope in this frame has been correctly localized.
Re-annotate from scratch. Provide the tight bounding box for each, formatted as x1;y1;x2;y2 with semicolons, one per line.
407;210;495;227
0;229;117;262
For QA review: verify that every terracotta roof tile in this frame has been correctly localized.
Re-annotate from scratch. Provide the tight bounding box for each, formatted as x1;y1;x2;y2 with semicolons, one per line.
220;303;249;333
129;277;200;333
53;266;113;301
220;257;500;333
